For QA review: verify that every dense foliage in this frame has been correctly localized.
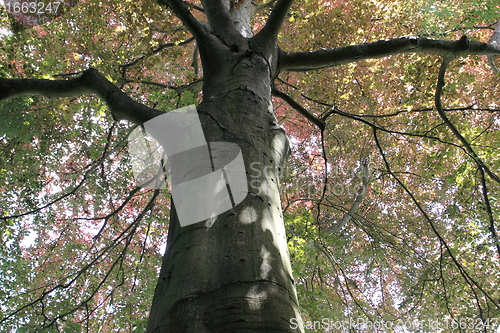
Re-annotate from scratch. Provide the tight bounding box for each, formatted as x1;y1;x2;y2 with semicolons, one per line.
1;0;499;331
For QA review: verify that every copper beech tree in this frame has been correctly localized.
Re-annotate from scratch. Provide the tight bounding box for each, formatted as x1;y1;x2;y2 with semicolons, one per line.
1;0;500;332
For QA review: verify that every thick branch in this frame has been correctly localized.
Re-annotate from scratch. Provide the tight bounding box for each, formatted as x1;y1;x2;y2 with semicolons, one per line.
280;36;500;72
157;0;207;42
252;0;277;13
184;1;205;12
257;0;294;39
0;68;164;125
200;0;246;49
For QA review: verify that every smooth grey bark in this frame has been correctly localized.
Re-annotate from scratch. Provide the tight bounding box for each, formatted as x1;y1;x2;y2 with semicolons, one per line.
145;2;303;328
142;0;305;331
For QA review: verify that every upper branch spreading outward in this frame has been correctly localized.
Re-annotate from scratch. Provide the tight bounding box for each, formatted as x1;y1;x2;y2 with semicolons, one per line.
280;36;500;72
200;0;246;48
0;68;164;125
157;0;207;42
256;0;294;40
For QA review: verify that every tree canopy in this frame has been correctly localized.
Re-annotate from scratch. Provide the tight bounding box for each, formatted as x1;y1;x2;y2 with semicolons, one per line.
1;0;500;331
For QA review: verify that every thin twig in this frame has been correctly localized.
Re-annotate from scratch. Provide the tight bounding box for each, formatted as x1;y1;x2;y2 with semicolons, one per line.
271;86;325;130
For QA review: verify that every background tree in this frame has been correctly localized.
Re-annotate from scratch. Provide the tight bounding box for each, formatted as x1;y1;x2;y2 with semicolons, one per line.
1;0;500;332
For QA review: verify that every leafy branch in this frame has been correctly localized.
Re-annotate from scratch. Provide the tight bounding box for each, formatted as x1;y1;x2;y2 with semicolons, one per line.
0;124;123;221
119;36;196;70
0;187;161;329
435;57;500;184
434;57;500;257
373;127;500;313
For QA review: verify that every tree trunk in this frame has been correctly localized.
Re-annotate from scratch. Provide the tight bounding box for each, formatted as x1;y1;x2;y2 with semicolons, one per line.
146;37;304;332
